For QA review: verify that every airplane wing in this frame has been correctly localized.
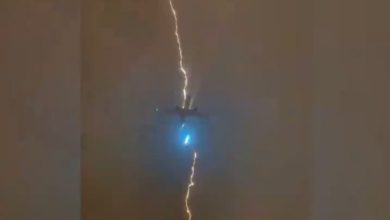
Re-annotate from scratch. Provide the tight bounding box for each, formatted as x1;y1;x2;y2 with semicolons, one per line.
164;106;181;115
188;111;208;119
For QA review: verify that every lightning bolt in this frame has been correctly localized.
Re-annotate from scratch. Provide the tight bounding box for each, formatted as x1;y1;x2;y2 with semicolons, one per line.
169;0;189;108
168;1;198;219
185;151;197;220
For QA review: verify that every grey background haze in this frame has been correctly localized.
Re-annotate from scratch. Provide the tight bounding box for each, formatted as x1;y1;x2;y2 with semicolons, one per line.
0;0;80;220
1;0;389;220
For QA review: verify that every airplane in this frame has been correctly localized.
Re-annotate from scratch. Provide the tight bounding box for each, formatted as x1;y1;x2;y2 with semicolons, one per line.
169;94;206;124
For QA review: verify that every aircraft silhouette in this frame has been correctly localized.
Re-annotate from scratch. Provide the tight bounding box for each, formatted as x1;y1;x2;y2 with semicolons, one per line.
168;95;207;124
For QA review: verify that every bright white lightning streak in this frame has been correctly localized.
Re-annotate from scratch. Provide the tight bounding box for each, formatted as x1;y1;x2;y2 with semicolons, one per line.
169;0;189;107
168;1;197;219
185;151;197;220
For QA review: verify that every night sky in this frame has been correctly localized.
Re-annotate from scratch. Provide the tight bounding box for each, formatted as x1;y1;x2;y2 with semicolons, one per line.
0;1;80;220
1;0;390;220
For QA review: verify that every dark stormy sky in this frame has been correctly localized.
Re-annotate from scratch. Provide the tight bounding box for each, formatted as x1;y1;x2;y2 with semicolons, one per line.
83;0;311;219
0;1;80;220
1;0;390;220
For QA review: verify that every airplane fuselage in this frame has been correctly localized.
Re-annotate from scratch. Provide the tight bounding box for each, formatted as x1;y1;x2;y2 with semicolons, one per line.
175;95;198;123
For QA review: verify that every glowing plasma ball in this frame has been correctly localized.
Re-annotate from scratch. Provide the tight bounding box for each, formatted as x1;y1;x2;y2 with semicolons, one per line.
184;134;191;145
179;124;193;146
169;0;189;107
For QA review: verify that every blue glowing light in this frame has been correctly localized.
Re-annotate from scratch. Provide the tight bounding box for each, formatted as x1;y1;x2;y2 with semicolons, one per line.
184;134;191;145
179;123;194;146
